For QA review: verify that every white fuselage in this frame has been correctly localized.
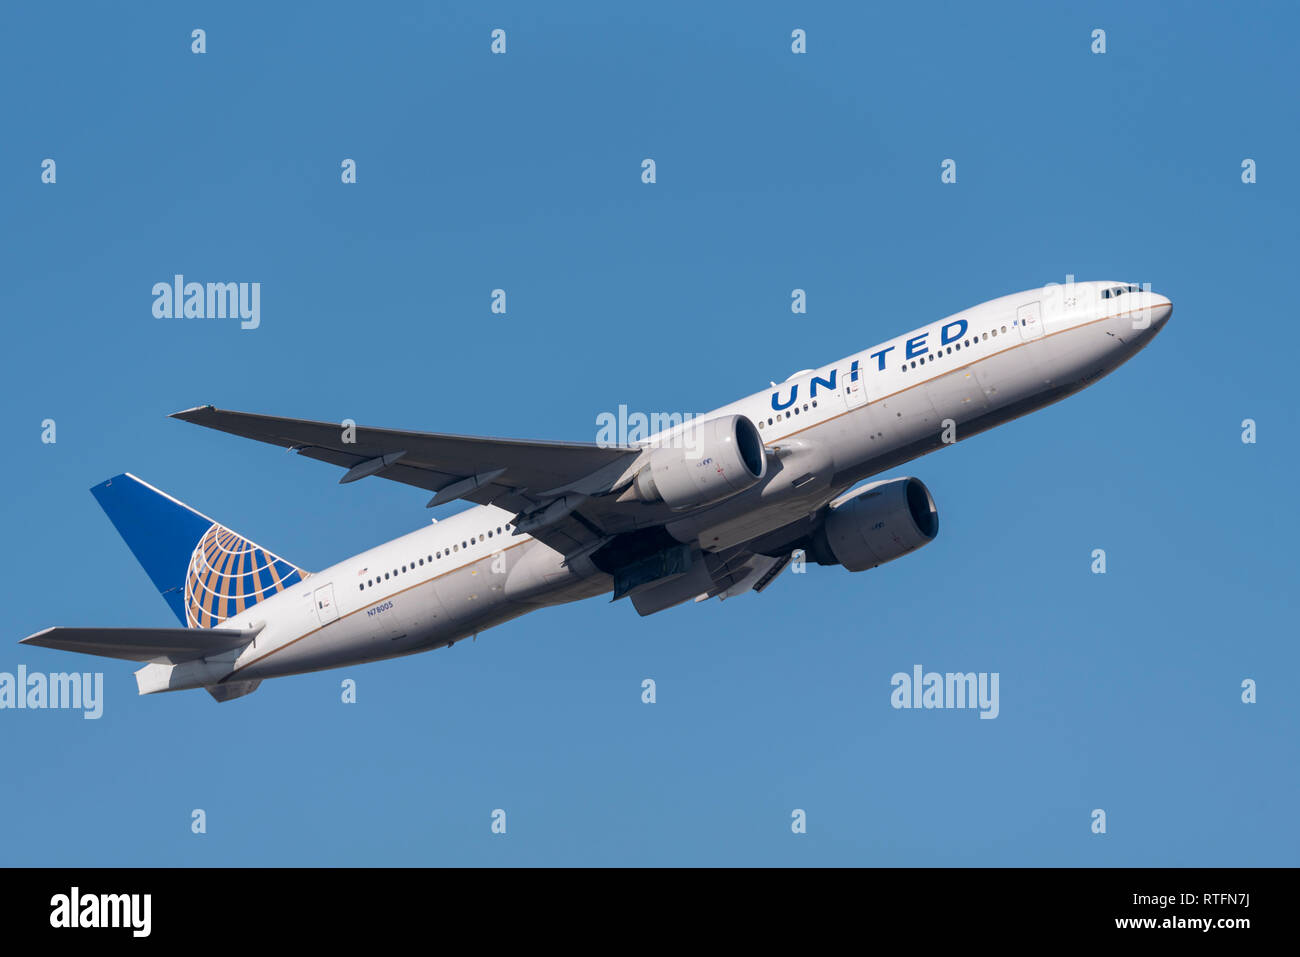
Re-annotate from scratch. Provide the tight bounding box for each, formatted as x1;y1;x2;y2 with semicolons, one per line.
137;281;1172;695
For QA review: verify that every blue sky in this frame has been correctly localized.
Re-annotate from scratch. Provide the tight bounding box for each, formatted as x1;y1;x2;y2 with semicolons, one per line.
1;0;1295;866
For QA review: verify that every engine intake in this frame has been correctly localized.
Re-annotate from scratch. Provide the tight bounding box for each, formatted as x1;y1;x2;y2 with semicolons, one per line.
631;414;766;510
809;477;938;571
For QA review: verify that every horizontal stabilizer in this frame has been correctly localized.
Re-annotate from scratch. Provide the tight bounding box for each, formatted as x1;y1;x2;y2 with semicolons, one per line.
20;626;251;664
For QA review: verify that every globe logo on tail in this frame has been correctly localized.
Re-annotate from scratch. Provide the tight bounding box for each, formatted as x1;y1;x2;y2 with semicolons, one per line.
184;523;304;628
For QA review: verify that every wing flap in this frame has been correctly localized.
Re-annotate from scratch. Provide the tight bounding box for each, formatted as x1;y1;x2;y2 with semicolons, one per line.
20;626;251;664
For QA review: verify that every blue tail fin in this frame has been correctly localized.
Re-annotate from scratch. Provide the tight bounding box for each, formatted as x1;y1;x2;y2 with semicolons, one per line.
91;473;306;629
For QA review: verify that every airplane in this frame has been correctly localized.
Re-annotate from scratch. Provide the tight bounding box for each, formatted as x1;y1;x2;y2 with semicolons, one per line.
21;280;1173;702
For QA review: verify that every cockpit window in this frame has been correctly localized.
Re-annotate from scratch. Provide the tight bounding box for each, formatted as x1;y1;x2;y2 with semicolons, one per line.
1100;284;1139;299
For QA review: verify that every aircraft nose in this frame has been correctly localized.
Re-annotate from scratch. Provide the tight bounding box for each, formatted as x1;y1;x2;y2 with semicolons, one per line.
1150;294;1173;327
1130;292;1172;334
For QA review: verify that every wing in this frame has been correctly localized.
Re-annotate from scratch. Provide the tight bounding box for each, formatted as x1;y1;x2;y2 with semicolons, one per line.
170;406;650;555
21;626;252;664
171;406;809;609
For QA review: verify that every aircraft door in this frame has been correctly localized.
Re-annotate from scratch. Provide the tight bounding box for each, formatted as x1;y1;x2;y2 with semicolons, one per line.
842;363;868;409
1017;301;1043;341
313;583;339;624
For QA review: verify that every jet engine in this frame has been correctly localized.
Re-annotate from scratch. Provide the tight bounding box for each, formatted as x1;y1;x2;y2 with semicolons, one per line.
805;477;938;571
628;414;767;509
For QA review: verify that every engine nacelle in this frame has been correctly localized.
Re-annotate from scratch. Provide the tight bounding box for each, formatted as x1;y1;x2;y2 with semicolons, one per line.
811;477;938;571
631;414;767;510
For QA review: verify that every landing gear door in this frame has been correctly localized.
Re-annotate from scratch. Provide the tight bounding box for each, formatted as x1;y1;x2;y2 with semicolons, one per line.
1017;301;1043;341
314;583;339;624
